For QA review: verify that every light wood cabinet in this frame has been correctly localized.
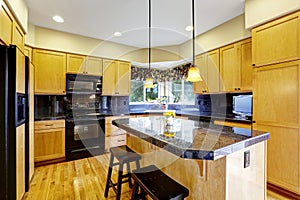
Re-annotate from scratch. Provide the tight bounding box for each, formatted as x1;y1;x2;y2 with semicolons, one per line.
16;124;25;200
85;56;103;75
103;59;131;95
12;23;24;52
67;53;86;74
34;120;65;163
33;49;67;94
193;54;208;93
206;49;220;93
253;60;300;194
67;54;103;75
252;11;300;67
24;46;32;60
240;39;253;91
214;120;251;129
193;50;219;94
220;43;240;92
0;1;13;45
220;38;253;92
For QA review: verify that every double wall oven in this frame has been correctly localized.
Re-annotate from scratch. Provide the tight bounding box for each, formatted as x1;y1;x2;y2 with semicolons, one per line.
65;74;105;161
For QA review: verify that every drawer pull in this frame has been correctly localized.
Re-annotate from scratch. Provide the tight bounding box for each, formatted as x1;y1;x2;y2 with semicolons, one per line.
45;124;54;126
118;139;125;142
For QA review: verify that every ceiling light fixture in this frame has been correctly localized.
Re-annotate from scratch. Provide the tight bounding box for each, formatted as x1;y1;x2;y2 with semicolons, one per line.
144;0;154;88
186;0;202;82
114;32;122;37
52;15;64;23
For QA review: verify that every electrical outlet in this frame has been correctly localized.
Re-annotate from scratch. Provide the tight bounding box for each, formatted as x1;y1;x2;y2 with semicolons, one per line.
244;150;250;168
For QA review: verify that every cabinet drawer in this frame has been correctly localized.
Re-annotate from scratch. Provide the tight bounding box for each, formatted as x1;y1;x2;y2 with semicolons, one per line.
214;120;251;129
105;134;126;150
35;120;65;130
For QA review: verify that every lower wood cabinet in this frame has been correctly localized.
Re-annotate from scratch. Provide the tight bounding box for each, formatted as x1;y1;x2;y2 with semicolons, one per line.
16;124;25;200
34;120;65;163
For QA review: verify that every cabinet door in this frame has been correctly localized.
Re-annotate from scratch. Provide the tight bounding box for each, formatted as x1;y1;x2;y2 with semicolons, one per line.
253;61;300;127
0;2;13;45
103;59;117;95
240;38;253;91
220;44;240;92
33;49;66;94
253;124;300;194
16;124;25;200
193;54;207;94
252;11;300;67
206;49;220;93
66;53;85;74
116;61;131;95
12;23;24;52
34;127;65;162
85;57;103;75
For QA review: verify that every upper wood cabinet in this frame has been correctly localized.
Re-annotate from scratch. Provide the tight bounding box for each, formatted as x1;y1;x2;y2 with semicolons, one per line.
193;54;207;94
103;59;131;96
220;43;240;92
240;39;253;91
24;46;32;61
16;48;25;93
220;38;252;92
252;11;300;67
67;54;103;75
67;53;86;74
193;50;220;94
0;2;13;45
12;23;24;52
206;49;220;93
85;56;103;75
33;49;67;94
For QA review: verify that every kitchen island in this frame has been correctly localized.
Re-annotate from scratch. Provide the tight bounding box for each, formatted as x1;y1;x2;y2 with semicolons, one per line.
112;116;270;200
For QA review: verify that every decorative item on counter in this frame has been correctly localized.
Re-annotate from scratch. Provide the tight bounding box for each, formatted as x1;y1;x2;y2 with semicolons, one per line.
163;110;176;137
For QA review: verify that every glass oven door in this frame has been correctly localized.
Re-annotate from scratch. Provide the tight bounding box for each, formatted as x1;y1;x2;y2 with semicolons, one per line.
74;123;99;140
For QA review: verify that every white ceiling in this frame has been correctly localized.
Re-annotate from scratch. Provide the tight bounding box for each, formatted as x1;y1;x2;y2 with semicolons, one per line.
25;0;245;48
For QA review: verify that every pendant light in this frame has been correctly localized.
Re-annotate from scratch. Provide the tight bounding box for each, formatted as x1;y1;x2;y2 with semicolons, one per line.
144;0;154;88
186;0;202;82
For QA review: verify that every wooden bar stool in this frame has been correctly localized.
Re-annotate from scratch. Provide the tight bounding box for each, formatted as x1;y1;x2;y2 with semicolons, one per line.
131;165;189;200
104;145;141;200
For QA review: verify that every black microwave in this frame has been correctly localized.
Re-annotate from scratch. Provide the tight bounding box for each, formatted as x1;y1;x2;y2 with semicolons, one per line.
66;73;102;94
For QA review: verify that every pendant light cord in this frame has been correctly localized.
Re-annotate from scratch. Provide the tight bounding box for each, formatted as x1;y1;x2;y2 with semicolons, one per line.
149;0;151;71
192;0;195;66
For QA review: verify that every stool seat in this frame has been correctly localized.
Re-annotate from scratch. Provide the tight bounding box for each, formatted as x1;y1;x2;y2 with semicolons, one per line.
131;165;189;200
104;145;141;200
110;145;141;163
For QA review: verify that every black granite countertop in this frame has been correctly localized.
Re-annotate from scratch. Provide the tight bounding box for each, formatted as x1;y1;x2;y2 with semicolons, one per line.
112;116;269;160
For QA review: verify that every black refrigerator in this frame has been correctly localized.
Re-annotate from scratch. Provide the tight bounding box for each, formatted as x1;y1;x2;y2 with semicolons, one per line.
0;45;30;200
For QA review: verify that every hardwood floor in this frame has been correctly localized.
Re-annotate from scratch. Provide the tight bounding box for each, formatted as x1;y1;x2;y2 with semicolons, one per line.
24;153;293;200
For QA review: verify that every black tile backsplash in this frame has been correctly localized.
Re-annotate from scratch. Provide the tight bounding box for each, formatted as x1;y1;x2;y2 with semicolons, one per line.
34;95;65;120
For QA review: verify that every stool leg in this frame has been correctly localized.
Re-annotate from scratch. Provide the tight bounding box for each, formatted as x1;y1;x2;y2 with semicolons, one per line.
135;160;141;169
127;162;133;188
116;161;124;200
130;182;139;200
104;153;114;197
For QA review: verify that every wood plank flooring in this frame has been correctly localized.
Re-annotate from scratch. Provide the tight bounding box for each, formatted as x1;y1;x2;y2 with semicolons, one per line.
24;153;293;200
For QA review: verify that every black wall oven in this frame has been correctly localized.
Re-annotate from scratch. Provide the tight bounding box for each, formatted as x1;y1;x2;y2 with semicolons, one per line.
66;117;105;161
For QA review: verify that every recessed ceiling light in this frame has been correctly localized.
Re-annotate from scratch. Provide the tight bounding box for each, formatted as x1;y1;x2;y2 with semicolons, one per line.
52;15;64;23
185;25;193;31
114;32;122;37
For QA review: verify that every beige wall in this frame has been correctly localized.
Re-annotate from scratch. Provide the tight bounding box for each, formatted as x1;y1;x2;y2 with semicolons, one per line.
179;14;251;58
4;0;28;32
26;26;181;63
26;14;250;64
245;0;300;29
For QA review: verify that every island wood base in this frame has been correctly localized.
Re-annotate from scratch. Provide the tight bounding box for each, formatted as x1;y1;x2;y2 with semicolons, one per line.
126;134;267;200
